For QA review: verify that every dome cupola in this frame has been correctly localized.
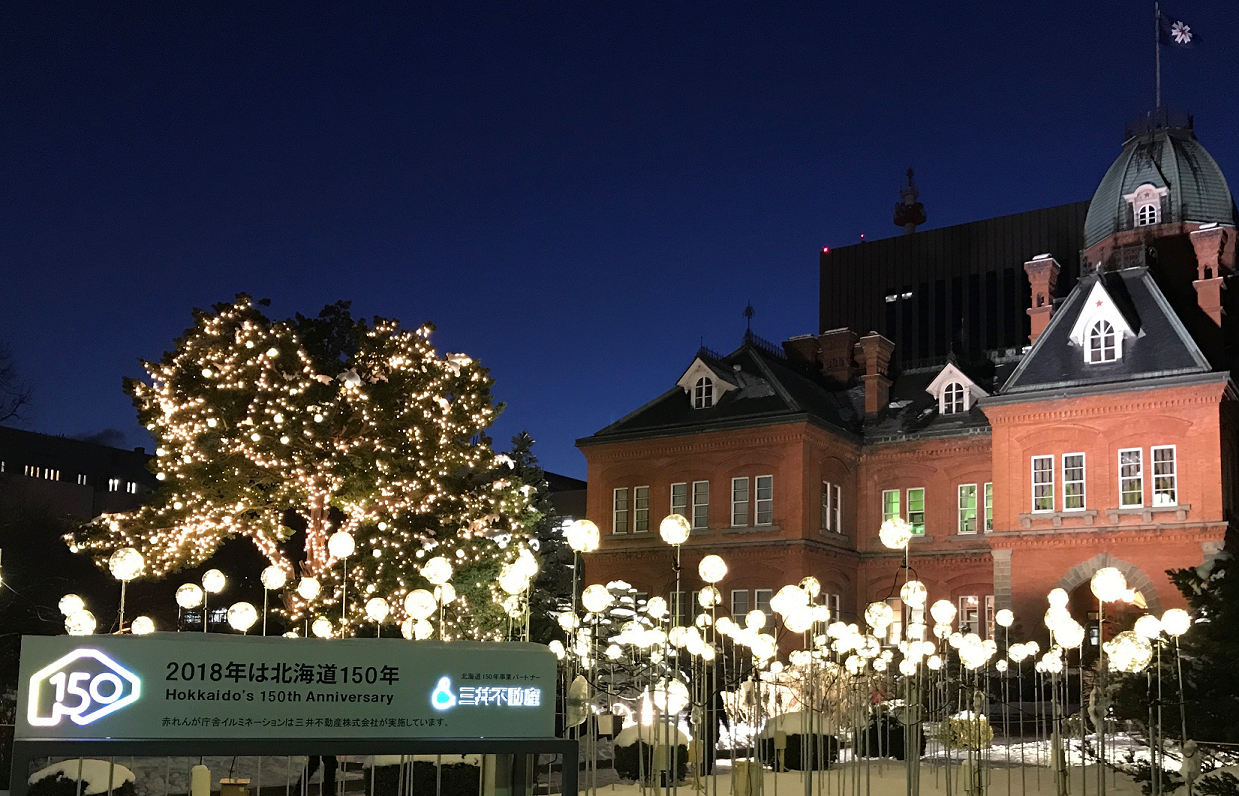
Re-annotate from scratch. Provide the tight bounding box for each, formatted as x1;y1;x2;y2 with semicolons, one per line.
1083;110;1235;249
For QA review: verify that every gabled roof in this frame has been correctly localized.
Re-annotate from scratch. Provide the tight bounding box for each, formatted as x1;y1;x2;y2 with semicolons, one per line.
1000;267;1211;395
926;361;989;404
578;343;860;445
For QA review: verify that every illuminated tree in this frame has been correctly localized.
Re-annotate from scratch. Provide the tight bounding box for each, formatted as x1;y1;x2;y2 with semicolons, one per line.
68;295;539;637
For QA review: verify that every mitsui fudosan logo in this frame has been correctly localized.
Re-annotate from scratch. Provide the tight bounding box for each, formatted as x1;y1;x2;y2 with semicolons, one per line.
27;649;141;727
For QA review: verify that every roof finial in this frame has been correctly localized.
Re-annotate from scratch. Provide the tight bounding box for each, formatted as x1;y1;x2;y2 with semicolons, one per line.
743;301;756;332
893;168;926;235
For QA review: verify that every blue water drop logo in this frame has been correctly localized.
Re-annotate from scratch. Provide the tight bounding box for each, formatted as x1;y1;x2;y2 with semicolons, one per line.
431;676;456;711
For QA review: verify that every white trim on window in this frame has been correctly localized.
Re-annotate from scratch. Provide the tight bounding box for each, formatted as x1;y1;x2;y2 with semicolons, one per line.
957;483;978;534
731;477;750;527
692;480;710;530
730;589;749;617
754;589;773;619
1152;445;1178;507
984;482;993;532
882;489;900;522
822;481;842;533
612;487;629;534
1086;320;1118;364
1119;448;1144;508
633;485;650;532
1136;202;1159;226
1032;455;1054;512
671;482;688;517
941;382;967;414
755;475;773;525
693;377;714;409
1063;453;1086;511
906;487;925;534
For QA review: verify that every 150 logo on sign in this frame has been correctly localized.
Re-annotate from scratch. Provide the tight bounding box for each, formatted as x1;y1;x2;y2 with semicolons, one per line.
27;649;141;726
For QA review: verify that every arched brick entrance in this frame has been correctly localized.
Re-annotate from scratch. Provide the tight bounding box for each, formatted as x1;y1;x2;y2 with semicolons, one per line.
1056;552;1163;616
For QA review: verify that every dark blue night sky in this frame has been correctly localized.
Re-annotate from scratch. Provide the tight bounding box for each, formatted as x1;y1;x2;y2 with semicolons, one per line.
2;1;1237;477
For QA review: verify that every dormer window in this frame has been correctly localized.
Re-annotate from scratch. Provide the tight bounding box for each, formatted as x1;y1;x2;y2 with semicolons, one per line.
1087;320;1117;363
1135;203;1159;227
1124;183;1168;231
693;377;714;409
941;382;966;414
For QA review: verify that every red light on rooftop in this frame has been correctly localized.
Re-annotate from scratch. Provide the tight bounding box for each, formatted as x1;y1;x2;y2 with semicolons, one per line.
822;247;830;253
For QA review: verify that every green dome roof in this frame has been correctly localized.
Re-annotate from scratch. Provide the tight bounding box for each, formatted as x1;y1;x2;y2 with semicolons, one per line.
1083;114;1235;249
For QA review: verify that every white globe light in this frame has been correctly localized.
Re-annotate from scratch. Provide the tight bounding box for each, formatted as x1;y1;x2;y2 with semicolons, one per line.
930;599;957;625
1057;620;1085;649
1161;608;1192;637
651;680;691;714
412;619;434;639
879;518;914;550
645;596;668;619
59;594;85;616
1047;588;1070;609
745;609;767;630
108;547;145;581
404;589;437;620
260;565;288;591
365;597;391;623
131;615;156;635
771;585;809;617
565;520;600;553
227;602;258;632
1134;614;1163;640
799;576;822;599
311;616;333;638
659;514;691;546
1090;567;1127;603
435;583;456;604
1104;630;1153;672
865;601;894;630
421;556;453;586
581;584;614;614
202;569;226;594
400;618;415;639
698;586;721;608
996;659;1008;672
698;555;728;584
297;576;321;601
176;583;204;609
899;580;928;609
785;606;815;634
927;655;942;671
498;567;528;596
328;531;356;559
995;609;1014;628
66;609;96;635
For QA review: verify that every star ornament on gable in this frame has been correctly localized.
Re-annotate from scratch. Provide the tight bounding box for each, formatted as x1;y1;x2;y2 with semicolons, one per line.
1096;299;1104;307
1171;21;1192;45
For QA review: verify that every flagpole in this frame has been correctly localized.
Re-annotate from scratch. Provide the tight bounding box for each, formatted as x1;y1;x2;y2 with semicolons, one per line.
1155;1;1161;109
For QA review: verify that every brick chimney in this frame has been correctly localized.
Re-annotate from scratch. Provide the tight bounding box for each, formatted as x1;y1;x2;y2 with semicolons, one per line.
1024;254;1061;345
1190;224;1232;326
854;332;895;416
782;328;859;384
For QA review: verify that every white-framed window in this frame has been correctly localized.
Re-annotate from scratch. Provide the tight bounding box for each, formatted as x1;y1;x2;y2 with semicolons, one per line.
1087;320;1118;364
1119;448;1144;507
907;488;925;534
126;481;137;494
822;481;842;532
108;477;120;492
984;482;993;532
985;596;996;639
1063;453;1086;510
693;377;714;409
754;589;773;619
671;482;688;517
755;475;774;525
825;593;841;622
692;480;709;530
1152;446;1178;506
46;469;60;481
959;595;980;634
731;477;749;526
1032;456;1054;512
77;473;88;485
612;487;629;534
958;484;978;534
1136;202;1159;226
942;382;966;414
882;489;900;522
0;460;5;472
731;589;749;617
24;465;38;477
633;485;650;532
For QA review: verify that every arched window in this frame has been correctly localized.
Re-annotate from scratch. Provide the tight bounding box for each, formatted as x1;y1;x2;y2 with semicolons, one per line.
1136;203;1159;227
1087;320;1117;363
693;377;714;409
941;382;966;414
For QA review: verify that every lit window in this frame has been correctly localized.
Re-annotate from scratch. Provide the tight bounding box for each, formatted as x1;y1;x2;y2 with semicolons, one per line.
731;477;749;526
755;475;773;525
108;478;120;492
25;465;37;477
754;589;773;620
984;483;993;532
692;480;709;530
1152;446;1177;506
942;382;966;414
126;481;137;494
612;487;629;534
822;481;842;533
825;593;841;621
633;486;650;532
693;377;714;409
731;590;749;617
882;489;900;522
1087;320;1117;363
77;474;87;485
1063;454;1085;510
1119;449;1143;507
907;488;925;534
985;596;996;639
670;482;688;517
1032;456;1054;512
46;469;60;481
958;484;978;534
1136;203;1159;226
958;596;980;634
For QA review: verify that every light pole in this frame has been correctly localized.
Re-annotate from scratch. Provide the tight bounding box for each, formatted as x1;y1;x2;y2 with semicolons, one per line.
659;513;690;796
1090;567;1128;796
108;547;144;632
328;530;356;625
202;568;226;633
260;565;288;636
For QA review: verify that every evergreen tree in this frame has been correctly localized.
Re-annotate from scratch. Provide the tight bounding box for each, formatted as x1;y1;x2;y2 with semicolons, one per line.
68;295;538;639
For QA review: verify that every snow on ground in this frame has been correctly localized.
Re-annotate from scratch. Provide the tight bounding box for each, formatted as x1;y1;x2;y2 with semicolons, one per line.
29;760;135;795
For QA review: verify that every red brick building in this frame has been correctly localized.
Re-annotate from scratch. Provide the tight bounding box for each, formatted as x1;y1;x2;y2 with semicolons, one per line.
577;112;1238;644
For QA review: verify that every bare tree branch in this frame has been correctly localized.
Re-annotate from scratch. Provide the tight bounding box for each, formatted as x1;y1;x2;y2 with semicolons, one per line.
0;344;32;424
